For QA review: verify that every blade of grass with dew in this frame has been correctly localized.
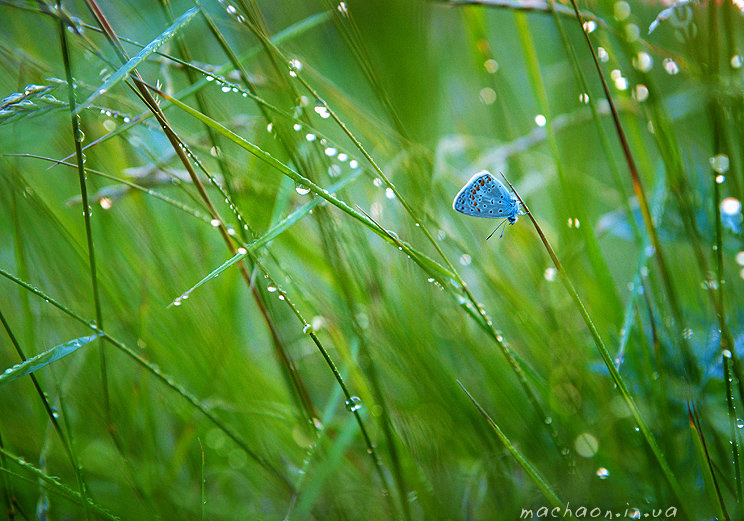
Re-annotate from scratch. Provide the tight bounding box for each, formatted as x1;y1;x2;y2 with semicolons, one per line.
457;381;569;513
73;6;199;115
723;354;744;508
151;85;456;280
0;267;293;491
170;169;363;305
0;306;92;512
0;447;119;520
0;333;102;385
255;256;401;516
54;10;332;164
58;10;109;434
506;180;691;516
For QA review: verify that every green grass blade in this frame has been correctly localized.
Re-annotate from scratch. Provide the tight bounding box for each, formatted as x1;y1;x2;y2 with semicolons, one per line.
0;333;101;384
458;381;567;512
73;6;200;115
0;447;119;520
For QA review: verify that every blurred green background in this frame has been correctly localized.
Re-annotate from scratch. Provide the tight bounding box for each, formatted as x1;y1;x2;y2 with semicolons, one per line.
1;0;743;519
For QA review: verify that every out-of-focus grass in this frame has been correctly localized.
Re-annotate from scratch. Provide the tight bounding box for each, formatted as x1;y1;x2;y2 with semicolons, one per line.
1;0;743;519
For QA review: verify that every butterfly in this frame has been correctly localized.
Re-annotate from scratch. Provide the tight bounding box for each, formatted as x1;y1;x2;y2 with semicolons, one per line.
452;170;526;239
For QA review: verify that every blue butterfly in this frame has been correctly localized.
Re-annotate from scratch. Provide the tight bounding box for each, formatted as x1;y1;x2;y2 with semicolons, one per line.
452;170;526;239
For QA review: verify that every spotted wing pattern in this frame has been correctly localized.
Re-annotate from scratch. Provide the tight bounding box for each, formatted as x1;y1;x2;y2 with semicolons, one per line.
452;171;519;220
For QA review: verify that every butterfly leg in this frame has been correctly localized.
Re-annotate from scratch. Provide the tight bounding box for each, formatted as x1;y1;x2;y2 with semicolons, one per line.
486;219;508;240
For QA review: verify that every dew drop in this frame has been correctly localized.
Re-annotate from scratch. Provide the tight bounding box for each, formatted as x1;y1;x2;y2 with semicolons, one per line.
314;101;330;119
324;147;337;157
305;133;316;142
721;197;742;216
597;47;609;62
459;254;471;266
345;396;362;412
596;467;610;479
267;285;277;293
484;59;499;73
237;247;247;255
295;185;311;195
534;114;547;127
614;1;630;21
663;58;679;75
293;123;302;131
579;92;590;104
709;153;730;174
210;218;221;227
633;51;653;72
479;87;496;105
582;20;597;33
634;84;649;101
544;267;557;281
385;188;396;199
349;159;359;169
288;58;303;77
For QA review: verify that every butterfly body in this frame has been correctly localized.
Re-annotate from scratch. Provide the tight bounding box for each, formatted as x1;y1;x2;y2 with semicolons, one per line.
452;170;525;225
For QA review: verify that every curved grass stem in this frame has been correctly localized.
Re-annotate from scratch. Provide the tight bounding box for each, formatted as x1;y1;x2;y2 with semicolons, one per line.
504;180;690;517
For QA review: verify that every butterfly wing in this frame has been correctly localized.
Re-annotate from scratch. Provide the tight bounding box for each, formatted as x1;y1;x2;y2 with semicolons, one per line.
453;171;519;219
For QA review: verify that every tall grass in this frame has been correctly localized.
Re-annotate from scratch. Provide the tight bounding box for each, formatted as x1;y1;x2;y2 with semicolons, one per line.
1;0;743;519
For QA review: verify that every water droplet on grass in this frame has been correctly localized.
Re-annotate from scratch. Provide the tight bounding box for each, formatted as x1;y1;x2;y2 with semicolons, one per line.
721;197;741;216
345;396;362;412
582;20;597;33
710;154;730;174
663;58;679;75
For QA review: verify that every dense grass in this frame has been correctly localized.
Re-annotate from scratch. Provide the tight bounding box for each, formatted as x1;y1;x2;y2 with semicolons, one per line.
1;0;743;519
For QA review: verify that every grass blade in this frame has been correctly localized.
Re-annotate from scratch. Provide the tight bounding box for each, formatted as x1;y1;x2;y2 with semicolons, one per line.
73;6;199;114
0;333;101;385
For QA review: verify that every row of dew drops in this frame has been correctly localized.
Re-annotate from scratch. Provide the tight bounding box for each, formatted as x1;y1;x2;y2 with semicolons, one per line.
0;82;67;124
